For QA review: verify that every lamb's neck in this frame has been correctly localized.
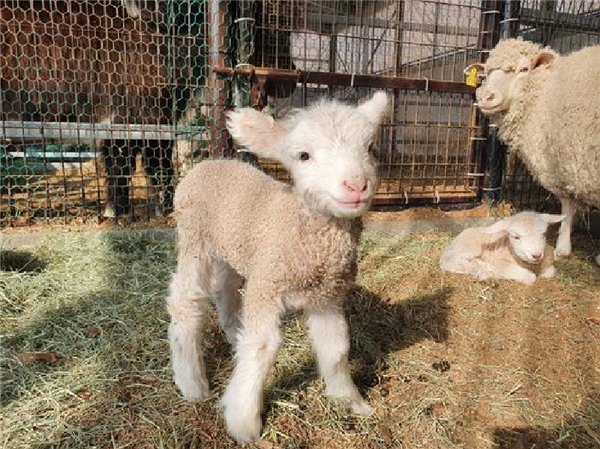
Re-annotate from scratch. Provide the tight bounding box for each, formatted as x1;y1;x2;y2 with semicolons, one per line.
298;200;362;239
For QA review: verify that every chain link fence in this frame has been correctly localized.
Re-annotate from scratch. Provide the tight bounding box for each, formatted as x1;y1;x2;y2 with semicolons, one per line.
1;1;598;226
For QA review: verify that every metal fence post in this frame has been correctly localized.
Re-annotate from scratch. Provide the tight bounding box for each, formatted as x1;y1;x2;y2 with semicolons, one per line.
232;0;259;165
476;1;503;205
478;0;520;206
208;0;233;158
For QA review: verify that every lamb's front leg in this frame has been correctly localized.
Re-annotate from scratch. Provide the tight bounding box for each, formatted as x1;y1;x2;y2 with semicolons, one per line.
555;197;576;257
221;292;283;443
306;305;373;416
493;261;537;285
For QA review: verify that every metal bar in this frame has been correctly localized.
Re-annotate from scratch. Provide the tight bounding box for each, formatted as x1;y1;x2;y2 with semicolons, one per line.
0;121;208;141
303;13;480;37
519;7;600;32
502;0;521;39
482;1;505;205
208;0;232;158
372;193;478;207
214;67;476;95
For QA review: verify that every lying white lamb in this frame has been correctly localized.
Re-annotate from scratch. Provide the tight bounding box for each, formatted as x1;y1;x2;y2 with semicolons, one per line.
464;39;600;265
440;212;565;285
167;92;389;443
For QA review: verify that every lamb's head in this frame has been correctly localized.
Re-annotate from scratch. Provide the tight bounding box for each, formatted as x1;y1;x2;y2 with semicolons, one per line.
483;211;565;264
464;39;557;116
227;91;390;218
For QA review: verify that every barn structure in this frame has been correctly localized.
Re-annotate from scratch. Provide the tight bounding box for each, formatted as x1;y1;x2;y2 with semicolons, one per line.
1;0;599;225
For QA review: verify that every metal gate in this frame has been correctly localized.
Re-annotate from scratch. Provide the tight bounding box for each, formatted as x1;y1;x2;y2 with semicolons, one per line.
1;1;599;226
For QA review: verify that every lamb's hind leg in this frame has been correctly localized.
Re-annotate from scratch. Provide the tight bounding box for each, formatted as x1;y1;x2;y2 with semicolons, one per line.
211;261;244;346
167;244;213;401
306;305;373;416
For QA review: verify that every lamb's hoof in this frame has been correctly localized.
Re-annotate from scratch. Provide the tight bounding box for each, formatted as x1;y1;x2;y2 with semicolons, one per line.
225;410;262;444
554;246;572;259
540;265;556;279
595;254;600;266
523;272;537;286
351;399;374;416
175;376;210;402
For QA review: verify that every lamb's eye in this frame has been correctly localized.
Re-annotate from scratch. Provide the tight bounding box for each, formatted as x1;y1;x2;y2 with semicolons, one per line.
299;152;310;161
519;66;529;73
513;235;521;240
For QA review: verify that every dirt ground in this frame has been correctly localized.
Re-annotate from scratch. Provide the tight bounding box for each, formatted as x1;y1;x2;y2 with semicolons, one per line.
1;228;599;449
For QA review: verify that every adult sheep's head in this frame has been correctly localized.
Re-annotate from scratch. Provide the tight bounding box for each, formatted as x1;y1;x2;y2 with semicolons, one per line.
482;211;565;264
227;91;390;219
464;39;557;115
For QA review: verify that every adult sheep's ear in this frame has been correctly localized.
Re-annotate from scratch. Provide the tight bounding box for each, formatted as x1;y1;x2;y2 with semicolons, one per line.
531;50;556;70
539;213;566;224
482;218;509;235
357;91;390;128
226;108;287;161
463;63;486;77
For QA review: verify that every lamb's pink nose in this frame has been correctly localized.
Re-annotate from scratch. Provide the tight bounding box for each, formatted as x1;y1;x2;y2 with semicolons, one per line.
532;253;542;261
342;178;368;194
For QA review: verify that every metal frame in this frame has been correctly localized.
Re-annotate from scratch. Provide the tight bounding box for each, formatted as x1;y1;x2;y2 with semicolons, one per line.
2;0;599;225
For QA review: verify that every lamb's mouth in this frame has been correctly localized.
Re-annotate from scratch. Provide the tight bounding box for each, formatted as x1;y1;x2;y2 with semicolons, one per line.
334;198;371;210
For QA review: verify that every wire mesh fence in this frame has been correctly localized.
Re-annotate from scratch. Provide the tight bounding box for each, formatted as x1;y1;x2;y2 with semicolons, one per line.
1;0;599;226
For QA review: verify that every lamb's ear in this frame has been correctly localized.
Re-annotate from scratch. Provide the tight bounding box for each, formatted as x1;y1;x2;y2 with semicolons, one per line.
226;108;287;160
357;91;390;128
482;219;510;234
539;213;566;224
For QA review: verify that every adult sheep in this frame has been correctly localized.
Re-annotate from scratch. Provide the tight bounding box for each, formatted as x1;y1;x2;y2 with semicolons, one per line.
465;39;600;264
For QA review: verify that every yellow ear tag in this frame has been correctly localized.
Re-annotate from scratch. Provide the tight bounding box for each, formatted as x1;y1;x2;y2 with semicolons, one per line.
466;66;478;87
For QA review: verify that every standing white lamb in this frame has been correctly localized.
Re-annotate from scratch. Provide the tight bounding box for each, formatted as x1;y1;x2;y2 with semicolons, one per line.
464;39;600;265
167;92;390;443
440;211;565;285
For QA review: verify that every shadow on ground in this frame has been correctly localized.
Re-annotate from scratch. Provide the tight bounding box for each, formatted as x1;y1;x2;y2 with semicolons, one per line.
267;285;451;405
493;392;600;449
1;249;47;272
